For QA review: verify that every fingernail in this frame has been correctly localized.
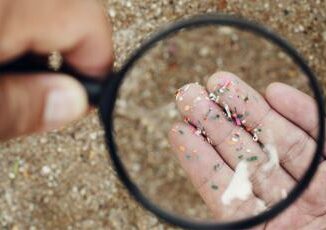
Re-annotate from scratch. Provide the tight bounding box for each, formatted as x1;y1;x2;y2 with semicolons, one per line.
43;89;87;126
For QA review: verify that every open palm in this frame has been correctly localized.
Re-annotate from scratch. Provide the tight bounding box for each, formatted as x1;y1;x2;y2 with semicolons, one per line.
169;71;326;229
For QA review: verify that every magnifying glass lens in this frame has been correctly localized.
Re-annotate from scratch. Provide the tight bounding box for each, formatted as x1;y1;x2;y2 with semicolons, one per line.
112;25;318;223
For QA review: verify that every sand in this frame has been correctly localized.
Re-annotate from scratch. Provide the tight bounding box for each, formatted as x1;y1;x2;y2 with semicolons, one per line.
0;0;325;229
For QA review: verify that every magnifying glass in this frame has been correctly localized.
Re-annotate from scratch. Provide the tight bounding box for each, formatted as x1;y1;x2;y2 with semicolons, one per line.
0;14;324;229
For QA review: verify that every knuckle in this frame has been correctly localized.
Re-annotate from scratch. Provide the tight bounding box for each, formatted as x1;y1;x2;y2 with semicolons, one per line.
280;132;310;165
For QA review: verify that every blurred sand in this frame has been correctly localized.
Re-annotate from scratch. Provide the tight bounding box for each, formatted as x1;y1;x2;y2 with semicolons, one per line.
0;0;325;229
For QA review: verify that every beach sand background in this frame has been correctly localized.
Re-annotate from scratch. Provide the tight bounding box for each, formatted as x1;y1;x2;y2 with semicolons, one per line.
0;0;325;229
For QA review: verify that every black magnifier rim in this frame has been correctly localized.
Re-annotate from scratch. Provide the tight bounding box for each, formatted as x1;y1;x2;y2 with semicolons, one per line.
99;14;325;230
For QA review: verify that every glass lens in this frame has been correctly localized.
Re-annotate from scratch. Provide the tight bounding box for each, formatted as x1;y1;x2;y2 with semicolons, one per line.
111;25;318;223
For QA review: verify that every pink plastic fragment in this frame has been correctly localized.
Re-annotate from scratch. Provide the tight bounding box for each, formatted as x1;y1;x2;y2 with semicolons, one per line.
235;117;242;126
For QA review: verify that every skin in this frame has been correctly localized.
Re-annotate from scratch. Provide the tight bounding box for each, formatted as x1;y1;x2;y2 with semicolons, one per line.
0;1;325;229
0;0;113;140
169;71;326;229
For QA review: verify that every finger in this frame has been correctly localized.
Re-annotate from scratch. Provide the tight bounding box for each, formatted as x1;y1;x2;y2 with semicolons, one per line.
176;83;295;206
0;74;87;140
169;122;265;221
0;0;113;76
265;82;320;139
265;200;315;229
206;72;316;180
266;162;326;229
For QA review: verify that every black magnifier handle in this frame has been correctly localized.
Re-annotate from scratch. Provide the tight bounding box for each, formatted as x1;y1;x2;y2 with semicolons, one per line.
0;53;104;105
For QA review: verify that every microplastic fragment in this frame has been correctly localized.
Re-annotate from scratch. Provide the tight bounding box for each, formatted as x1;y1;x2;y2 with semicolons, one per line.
246;156;258;162
235;117;242;126
231;133;240;142
183;85;190;92
184;105;191;111
171;128;178;133
216;80;231;94
195;129;202;136
209;93;217;101
253;133;259;142
281;189;288;199
217;87;225;94
210;114;220;120
175;89;183;100
184;117;190;123
211;184;219;190
224;104;232;119
213;163;220;171
204;108;212;120
194;96;202;103
244;95;249;102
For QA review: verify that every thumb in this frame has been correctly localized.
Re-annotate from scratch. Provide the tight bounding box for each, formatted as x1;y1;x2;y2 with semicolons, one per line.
0;74;88;140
